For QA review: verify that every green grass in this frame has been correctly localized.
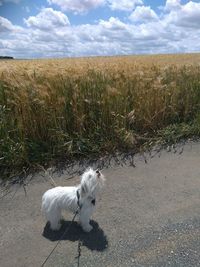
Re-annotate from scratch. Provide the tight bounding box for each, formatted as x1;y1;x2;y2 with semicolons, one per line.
0;63;200;179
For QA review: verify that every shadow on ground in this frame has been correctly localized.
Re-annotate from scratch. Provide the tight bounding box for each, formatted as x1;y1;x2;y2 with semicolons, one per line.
42;220;108;251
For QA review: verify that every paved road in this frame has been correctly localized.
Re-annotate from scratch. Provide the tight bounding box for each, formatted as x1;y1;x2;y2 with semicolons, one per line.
0;141;200;267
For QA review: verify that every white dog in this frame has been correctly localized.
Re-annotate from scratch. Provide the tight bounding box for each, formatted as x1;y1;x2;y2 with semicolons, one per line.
42;168;105;232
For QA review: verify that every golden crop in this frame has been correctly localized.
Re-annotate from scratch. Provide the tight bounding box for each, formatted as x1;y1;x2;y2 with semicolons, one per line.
0;53;200;178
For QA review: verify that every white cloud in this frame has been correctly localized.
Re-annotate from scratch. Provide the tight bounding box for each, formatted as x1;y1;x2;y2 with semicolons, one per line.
0;16;14;32
107;0;143;11
129;6;159;22
0;16;22;34
24;8;70;29
165;1;200;28
99;17;127;30
2;2;200;58
47;0;143;13
47;0;105;14
165;0;181;11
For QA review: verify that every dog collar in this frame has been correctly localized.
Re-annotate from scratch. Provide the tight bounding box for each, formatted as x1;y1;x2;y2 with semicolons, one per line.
76;189;82;209
77;189;96;207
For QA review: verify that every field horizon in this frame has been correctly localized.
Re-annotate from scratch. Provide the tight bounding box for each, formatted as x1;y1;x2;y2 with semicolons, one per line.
1;51;200;61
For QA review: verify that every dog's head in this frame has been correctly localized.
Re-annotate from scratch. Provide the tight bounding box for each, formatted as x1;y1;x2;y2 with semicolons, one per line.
79;168;105;201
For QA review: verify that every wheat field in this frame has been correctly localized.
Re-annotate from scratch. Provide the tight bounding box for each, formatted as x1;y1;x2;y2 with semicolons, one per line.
1;53;200;179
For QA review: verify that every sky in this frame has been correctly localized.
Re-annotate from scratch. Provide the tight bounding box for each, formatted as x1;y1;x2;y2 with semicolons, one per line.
0;0;200;58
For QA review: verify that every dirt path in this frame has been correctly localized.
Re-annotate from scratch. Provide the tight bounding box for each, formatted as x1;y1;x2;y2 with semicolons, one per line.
0;141;200;267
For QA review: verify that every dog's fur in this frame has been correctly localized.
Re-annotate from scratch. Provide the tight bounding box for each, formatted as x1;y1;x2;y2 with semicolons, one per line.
42;168;105;232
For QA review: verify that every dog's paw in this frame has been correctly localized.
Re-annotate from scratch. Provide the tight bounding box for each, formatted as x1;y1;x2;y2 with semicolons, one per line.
50;222;62;231
82;224;93;232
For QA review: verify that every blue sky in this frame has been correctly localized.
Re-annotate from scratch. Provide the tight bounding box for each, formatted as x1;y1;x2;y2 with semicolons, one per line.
0;0;200;58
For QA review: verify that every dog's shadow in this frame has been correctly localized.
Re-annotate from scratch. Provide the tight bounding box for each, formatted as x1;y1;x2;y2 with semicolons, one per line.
42;220;108;251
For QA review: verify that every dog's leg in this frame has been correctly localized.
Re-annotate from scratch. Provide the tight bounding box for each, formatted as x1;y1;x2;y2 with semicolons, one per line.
79;206;94;232
47;208;62;231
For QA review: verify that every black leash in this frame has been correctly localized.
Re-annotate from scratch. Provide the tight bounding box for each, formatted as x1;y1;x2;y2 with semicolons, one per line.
76;189;82;209
41;210;79;267
76;239;82;267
